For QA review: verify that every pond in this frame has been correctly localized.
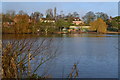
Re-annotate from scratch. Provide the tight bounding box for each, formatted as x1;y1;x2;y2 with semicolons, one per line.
2;33;119;78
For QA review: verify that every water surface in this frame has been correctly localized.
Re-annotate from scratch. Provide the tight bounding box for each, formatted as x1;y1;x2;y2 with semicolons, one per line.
3;33;118;78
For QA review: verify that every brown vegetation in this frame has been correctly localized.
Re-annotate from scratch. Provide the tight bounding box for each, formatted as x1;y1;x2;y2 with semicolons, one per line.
14;15;31;33
90;18;107;33
2;38;58;78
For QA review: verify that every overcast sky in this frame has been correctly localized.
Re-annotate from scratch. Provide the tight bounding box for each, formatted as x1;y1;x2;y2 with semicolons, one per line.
2;2;118;18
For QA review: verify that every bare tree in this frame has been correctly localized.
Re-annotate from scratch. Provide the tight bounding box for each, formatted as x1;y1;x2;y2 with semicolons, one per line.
46;9;53;19
6;10;16;18
18;10;27;15
68;63;79;78
31;12;43;22
96;12;109;21
73;12;79;18
82;11;96;24
2;38;59;78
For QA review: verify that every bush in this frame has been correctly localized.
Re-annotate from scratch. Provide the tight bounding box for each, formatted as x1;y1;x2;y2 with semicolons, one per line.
90;18;107;33
107;27;118;32
2;38;58;78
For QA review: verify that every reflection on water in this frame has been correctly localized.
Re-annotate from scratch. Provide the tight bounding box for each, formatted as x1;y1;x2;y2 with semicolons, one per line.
2;34;119;78
2;33;119;40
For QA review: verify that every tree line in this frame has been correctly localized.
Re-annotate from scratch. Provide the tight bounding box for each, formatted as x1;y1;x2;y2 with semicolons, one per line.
2;9;120;34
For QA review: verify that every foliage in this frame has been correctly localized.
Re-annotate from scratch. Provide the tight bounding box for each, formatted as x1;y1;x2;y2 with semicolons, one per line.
3;10;119;33
110;16;120;30
90;18;107;33
3;27;15;33
2;14;13;22
55;19;71;31
14;15;31;33
38;22;56;33
107;27;118;32
82;11;96;24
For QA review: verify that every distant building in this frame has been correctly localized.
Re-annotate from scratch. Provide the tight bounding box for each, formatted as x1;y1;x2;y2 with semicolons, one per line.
72;17;84;25
40;18;55;23
69;26;91;29
69;25;91;32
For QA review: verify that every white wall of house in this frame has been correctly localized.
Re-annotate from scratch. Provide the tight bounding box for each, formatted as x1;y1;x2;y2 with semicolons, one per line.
80;26;91;29
69;26;91;29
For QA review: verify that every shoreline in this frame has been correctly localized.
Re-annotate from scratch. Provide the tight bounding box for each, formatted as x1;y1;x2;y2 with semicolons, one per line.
54;31;120;34
2;31;120;35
